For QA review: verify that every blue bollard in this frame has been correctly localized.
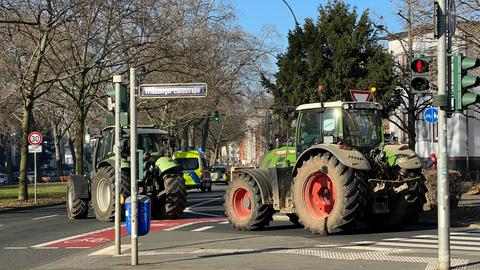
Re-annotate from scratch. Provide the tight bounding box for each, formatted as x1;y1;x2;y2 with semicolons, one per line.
125;195;151;236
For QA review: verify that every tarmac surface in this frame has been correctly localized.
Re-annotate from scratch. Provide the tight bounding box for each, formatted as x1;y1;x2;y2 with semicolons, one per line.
32;193;480;270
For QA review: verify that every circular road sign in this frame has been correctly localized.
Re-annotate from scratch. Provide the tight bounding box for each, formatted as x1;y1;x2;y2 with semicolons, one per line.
28;132;43;145
424;107;439;124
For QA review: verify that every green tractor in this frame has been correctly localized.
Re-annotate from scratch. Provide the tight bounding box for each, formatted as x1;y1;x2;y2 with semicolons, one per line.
66;126;187;221
224;101;427;234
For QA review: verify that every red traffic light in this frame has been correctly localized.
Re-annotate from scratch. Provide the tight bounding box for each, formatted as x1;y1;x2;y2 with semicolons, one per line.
411;59;429;73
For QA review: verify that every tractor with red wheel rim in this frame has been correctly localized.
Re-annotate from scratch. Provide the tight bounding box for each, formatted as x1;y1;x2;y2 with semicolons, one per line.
224;101;427;235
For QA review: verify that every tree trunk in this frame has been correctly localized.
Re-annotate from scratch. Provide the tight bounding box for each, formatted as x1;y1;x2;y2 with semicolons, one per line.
18;99;33;200
74;111;86;175
201;117;210;152
6;138;13;185
53;124;64;178
68;138;76;172
408;102;416;150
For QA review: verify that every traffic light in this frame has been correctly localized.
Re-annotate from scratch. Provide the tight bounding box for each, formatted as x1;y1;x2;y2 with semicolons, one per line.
453;53;480;111
106;85;128;112
213;110;219;121
410;55;430;93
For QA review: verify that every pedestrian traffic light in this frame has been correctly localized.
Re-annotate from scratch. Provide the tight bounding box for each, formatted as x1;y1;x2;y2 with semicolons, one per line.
106;85;128;112
410;55;430;93
453;53;480;111
213;110;219;121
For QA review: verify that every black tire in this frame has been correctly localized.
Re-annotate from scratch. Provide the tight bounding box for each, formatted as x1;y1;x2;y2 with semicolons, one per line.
368;170;427;228
163;174;187;219
293;153;367;235
207;180;212;192
224;174;274;230
66;180;88;219
286;213;302;227
91;167;130;222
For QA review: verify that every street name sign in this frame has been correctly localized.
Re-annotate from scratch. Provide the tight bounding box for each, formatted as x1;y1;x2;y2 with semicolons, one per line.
28;132;43;145
424;107;439;123
139;83;207;98
28;145;42;153
350;90;372;102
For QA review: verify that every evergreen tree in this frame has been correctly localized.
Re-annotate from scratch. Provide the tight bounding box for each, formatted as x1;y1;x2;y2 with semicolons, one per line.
262;0;400;114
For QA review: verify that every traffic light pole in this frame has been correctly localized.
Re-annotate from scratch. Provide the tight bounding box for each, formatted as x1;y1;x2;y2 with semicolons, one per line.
129;68;139;265
436;0;450;269
113;75;123;256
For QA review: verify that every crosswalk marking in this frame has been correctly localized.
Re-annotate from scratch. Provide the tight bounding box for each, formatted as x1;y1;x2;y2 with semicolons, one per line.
352;230;480;253
191;226;215;232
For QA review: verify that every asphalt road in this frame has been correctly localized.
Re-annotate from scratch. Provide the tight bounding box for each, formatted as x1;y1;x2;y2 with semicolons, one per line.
1;185;480;270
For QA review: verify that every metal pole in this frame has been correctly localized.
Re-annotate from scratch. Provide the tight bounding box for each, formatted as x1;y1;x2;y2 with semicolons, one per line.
129;68;138;265
34;152;37;203
437;0;450;269
113;75;123;256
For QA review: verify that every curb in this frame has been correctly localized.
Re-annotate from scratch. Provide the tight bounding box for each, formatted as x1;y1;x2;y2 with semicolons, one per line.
0;201;65;214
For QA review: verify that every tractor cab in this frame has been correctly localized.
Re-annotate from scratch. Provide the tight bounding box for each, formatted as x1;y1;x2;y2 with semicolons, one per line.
295;101;383;155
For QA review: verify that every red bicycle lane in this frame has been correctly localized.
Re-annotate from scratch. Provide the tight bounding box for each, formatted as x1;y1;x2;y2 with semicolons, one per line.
32;217;227;249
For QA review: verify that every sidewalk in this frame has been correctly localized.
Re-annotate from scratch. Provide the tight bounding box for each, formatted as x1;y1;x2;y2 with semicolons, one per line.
419;194;480;228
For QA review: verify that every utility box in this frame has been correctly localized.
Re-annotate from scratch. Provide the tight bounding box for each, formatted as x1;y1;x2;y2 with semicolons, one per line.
125;195;151;236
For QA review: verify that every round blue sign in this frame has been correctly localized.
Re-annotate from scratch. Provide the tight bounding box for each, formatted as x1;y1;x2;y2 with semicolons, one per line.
424;107;439;123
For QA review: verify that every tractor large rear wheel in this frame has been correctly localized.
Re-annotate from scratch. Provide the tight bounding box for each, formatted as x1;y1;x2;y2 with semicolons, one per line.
164;174;187;219
91;167;130;222
293;153;367;235
224;174;274;230
66;180;88;219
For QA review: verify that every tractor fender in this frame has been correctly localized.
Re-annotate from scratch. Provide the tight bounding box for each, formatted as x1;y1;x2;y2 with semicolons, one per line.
293;144;371;176
68;174;90;200
98;158;129;169
155;157;179;174
234;169;274;205
383;144;422;170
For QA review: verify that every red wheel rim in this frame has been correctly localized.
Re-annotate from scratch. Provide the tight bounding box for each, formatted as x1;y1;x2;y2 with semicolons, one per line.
304;171;336;219
232;187;252;219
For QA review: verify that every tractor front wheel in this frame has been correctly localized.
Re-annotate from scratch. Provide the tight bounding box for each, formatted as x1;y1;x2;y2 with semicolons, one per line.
293;153;366;235
91;167;130;222
224;174;274;230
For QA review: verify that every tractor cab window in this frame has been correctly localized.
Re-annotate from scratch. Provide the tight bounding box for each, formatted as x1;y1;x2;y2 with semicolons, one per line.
343;109;382;150
97;129;114;162
322;108;339;143
296;109;322;153
138;134;163;155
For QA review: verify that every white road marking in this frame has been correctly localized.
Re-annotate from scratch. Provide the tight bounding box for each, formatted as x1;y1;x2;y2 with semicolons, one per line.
4;247;28;250
0;224;4;227
183;209;224;217
32;227;113;248
164;222;198;231
32;214;59;221
191;226;214;232
354;241;480;252
315;244;412;253
414;234;480;241
34;247;58;250
384;237;480;246
187;197;222;209
218;221;229;224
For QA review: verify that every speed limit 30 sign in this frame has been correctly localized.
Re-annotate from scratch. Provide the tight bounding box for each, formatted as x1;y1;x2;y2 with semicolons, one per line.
28;132;43;145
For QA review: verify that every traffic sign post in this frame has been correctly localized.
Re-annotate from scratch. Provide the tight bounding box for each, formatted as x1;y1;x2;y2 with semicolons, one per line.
28;132;42;203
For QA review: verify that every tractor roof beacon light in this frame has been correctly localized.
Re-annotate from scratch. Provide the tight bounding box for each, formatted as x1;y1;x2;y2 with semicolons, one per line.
213;110;219;121
410;55;430;93
453;53;480;111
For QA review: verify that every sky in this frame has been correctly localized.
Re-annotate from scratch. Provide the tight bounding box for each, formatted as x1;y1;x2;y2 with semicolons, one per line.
233;0;403;50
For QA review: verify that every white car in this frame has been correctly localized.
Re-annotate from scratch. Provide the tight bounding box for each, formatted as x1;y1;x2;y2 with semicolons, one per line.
0;173;7;185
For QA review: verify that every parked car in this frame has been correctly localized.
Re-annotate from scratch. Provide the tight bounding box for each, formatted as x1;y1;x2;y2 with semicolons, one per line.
0;173;7;185
210;165;229;184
